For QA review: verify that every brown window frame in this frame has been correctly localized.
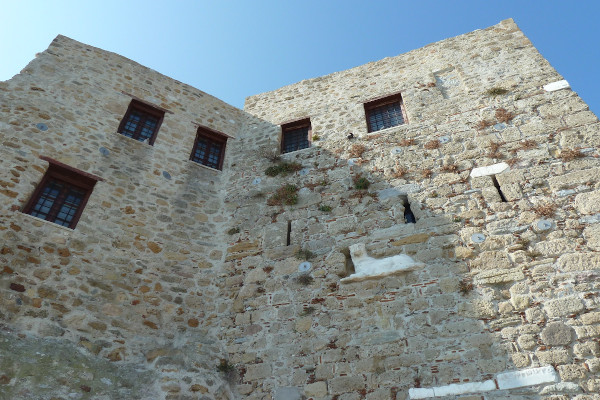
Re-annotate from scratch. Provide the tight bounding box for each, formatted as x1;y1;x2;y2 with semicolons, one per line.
281;118;311;154
364;93;407;133
23;157;101;229
117;99;165;145
189;126;228;170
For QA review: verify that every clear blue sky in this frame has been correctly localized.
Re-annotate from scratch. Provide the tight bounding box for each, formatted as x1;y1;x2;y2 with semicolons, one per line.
1;1;599;115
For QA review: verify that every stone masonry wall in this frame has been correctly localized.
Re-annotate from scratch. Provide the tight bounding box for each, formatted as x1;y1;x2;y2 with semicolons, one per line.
0;35;277;399
0;17;599;400
228;18;600;399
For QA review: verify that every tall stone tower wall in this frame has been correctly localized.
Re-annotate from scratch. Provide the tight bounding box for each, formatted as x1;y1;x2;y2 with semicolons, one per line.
0;18;599;400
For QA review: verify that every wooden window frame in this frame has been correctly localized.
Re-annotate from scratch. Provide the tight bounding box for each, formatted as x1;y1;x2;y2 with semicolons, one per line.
190;126;228;170
364;93;407;133
23;157;101;229
117;99;165;145
281;118;311;154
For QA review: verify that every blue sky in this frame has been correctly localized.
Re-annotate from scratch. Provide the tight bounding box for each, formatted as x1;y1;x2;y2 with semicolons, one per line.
1;1;599;115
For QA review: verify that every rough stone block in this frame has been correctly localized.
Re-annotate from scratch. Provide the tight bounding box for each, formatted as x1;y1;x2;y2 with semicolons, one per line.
544;296;585;317
541;322;574;346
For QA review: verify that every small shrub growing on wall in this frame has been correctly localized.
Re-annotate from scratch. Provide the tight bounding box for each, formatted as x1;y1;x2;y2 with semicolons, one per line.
265;162;302;177
485;87;509;96
458;279;474;295
476;120;494;130
259;150;281;163
495;108;514;123
349;143;367;158
295;249;315;260
296;275;314;286
267;184;299;206
227;227;240;235
353;174;371;190
558;148;585;162
391;166;409;178
398;138;416;147
532;202;557;217
424;140;441;150
319;204;332;212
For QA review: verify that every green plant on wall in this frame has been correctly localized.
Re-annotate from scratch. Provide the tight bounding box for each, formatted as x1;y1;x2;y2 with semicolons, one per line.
265;162;303;177
267;184;299;206
353;174;370;190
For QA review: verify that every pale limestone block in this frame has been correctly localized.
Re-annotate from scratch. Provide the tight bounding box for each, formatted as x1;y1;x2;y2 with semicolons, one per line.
497;366;558;390
556;253;600;272
534;239;575;257
549;169;600;191
574;341;600;358
474;268;524;285
586;358;600;373
583;224;600;251
328;376;365;394
294;317;312;333
245;363;272;381
510;295;531;311
544;295;585;318
557;364;587;380
540;382;582;395
511;352;531;368
518;334;537;350
541;322;574;346
304;381;327;397
581;311;600;325
575;190;600;215
536;349;571;365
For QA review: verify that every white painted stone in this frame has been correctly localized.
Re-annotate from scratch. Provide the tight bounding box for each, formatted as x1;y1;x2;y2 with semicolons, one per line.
496;366;558;390
470;162;509;177
341;243;424;283
432;380;496;396
408;387;435;399
543;79;570;92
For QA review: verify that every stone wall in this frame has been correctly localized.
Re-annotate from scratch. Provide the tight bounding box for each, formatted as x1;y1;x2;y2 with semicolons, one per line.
1;18;599;400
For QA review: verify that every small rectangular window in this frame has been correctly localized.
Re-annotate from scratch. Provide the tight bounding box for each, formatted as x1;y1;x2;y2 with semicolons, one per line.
281;119;311;154
23;159;100;229
118;100;165;145
364;93;406;133
190;127;228;170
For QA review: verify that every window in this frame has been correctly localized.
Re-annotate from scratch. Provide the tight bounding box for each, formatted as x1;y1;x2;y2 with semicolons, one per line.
118;100;165;145
364;93;406;133
190;127;228;170
281;119;311;154
23;158;101;229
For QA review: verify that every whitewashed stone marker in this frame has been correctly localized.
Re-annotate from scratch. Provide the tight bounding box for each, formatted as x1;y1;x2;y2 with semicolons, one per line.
497;366;558;390
470;162;509;178
543;79;570;92
341;243;423;283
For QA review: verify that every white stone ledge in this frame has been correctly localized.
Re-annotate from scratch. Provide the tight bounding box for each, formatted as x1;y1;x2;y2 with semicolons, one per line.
497;366;558;390
470;162;509;178
543;80;570;92
408;366;559;399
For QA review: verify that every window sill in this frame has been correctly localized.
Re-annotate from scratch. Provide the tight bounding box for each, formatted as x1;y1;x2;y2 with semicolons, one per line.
187;160;222;173
15;211;75;233
281;146;315;157
111;131;156;148
366;123;408;137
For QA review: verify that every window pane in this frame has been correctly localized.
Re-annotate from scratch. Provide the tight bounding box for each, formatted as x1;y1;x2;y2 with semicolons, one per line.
368;102;404;132
282;126;309;153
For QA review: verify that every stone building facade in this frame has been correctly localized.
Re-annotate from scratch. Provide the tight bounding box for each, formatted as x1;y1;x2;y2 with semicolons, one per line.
1;18;599;400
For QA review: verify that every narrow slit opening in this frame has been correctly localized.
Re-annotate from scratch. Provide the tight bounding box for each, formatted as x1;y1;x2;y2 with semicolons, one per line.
286;221;292;246
491;175;508;202
401;195;416;223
